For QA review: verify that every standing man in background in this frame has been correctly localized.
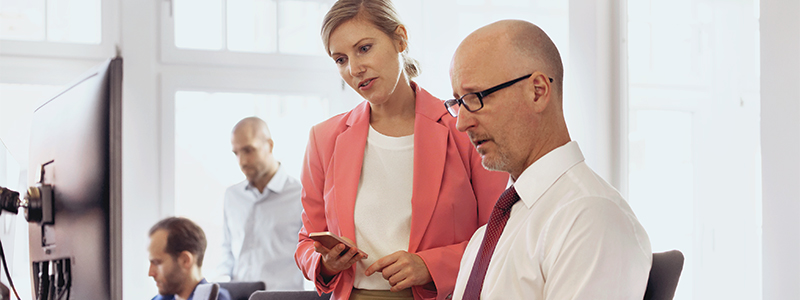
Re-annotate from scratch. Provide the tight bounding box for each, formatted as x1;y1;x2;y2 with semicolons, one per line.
217;117;305;290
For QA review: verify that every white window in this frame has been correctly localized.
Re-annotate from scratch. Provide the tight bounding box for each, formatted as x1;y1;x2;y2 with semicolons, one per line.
0;0;117;58
160;0;334;68
171;0;329;54
0;0;100;43
625;0;762;299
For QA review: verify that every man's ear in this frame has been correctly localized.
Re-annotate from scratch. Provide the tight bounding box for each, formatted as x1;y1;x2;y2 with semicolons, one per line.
266;138;275;153
178;251;195;270
528;72;552;113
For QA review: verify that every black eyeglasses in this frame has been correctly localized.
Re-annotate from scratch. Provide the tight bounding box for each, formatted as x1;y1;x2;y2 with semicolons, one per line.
444;74;553;118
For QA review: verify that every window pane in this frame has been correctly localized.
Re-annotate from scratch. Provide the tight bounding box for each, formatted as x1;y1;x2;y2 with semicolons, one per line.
628;109;694;300
173;0;333;54
277;1;330;55
46;0;101;43
174;90;331;280
627;0;762;299
227;0;277;53
174;0;223;50
0;0;45;41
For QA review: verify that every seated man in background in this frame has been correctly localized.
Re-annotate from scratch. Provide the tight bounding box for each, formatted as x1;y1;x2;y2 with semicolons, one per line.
448;19;652;299
217;117;305;290
149;217;232;300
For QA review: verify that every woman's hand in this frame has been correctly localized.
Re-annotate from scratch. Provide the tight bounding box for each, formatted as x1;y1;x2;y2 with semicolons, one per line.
365;251;433;292
314;237;366;281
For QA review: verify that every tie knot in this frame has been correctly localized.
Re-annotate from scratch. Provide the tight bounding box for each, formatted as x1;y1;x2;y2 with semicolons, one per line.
496;186;520;212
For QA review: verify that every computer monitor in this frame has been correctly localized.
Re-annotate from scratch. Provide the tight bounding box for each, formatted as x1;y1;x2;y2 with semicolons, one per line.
26;57;122;299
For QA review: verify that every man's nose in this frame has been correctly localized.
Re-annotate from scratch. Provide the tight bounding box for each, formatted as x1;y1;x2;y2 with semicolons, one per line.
455;105;477;132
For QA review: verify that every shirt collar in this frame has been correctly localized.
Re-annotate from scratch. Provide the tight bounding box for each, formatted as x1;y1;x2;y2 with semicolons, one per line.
244;163;289;194
185;278;209;300
512;141;585;208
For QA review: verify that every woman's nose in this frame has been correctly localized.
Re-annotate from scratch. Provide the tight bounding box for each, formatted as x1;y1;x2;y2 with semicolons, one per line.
349;58;365;77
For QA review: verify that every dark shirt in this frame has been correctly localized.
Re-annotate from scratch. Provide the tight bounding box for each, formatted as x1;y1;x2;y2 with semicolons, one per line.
151;278;232;300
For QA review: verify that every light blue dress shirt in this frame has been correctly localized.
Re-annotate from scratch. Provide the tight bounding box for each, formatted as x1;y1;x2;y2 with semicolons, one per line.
217;165;305;290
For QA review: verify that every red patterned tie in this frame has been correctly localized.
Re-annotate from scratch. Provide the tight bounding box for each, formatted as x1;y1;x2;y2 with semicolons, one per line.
462;186;521;300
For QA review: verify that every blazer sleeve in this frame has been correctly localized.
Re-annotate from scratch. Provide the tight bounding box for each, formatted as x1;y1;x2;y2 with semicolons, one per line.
414;138;508;300
295;126;344;294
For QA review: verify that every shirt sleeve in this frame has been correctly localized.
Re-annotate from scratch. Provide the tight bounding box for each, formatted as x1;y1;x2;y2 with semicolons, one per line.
541;197;652;300
217;194;235;278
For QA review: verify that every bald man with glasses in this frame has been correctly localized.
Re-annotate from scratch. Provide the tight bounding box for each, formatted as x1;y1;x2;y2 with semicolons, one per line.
447;20;652;300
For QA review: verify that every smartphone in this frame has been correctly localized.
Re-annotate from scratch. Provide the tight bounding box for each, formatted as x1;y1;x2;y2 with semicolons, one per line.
309;232;368;258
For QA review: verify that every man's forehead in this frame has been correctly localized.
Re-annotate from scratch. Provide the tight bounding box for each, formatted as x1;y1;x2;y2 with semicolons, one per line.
454;33;511;72
452;51;506;91
149;229;169;252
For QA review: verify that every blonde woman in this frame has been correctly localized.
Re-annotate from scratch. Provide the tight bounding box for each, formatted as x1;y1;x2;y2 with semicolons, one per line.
295;1;507;299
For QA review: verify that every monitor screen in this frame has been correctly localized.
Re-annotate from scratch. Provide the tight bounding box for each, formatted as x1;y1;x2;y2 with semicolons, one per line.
26;57;122;300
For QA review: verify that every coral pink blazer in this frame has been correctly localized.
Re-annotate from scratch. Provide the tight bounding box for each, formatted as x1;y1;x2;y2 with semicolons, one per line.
295;84;508;300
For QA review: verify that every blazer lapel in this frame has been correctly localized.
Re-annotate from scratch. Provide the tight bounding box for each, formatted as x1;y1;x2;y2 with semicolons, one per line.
408;87;449;252
332;102;370;241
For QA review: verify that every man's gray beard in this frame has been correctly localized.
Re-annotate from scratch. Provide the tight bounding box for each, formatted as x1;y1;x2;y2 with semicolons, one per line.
480;149;512;173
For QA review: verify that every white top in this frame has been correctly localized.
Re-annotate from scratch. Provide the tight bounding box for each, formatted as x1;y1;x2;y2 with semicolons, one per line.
453;141;652;300
353;126;414;289
218;164;305;290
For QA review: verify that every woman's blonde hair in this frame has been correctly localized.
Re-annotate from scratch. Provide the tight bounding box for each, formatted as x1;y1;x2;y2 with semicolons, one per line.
321;0;420;79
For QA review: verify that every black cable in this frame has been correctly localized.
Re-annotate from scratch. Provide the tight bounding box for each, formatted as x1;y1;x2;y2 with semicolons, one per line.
64;260;70;300
54;260;68;300
38;261;49;300
0;238;21;300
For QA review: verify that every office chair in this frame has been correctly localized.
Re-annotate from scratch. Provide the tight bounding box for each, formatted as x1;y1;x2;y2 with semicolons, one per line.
194;283;220;300
643;250;684;300
249;290;332;300
218;281;266;300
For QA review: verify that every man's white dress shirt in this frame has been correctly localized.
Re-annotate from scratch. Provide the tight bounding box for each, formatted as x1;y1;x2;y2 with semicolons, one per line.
453;141;651;300
218;165;305;290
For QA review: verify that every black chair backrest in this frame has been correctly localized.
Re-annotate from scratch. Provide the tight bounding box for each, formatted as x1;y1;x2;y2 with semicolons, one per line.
249;290;332;300
218;281;266;300
194;283;220;300
644;250;685;300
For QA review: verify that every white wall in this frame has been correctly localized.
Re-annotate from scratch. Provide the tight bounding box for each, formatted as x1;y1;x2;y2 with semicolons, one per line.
567;0;621;188
119;0;161;297
761;0;800;299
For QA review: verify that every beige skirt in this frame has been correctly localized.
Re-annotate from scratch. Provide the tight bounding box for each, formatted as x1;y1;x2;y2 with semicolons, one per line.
349;288;414;300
